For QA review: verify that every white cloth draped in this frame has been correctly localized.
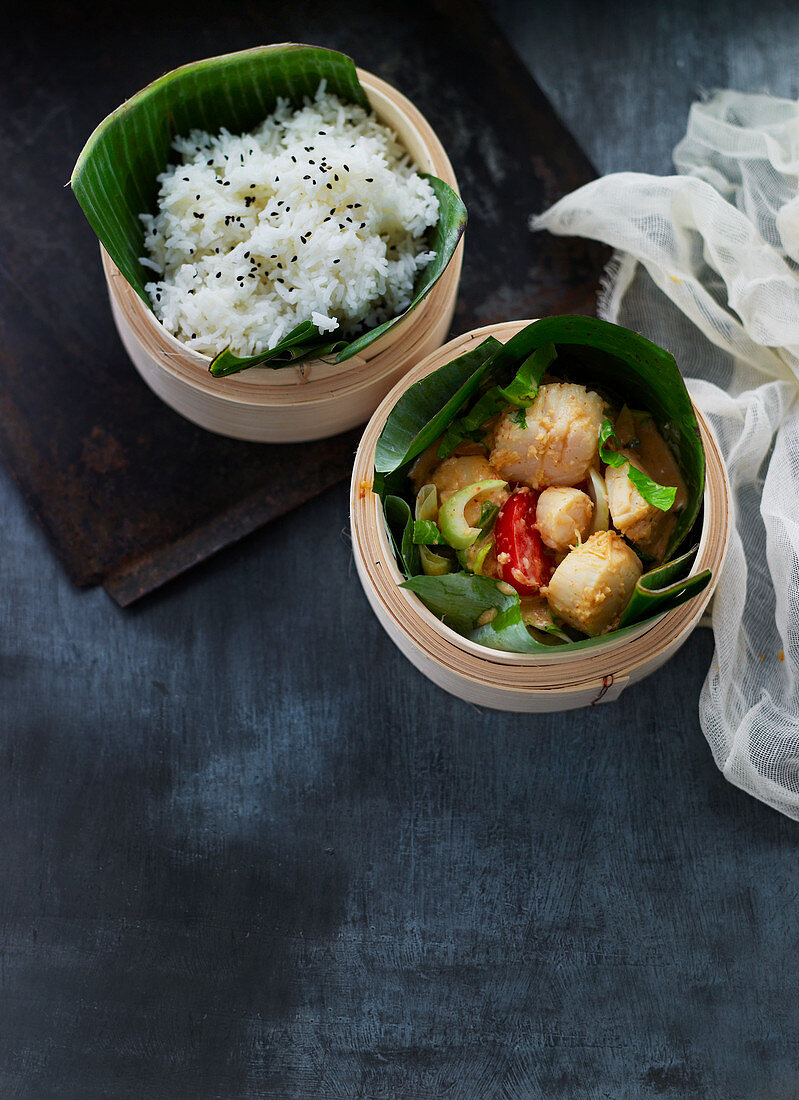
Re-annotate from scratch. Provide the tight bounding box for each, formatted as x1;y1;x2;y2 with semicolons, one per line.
533;91;799;820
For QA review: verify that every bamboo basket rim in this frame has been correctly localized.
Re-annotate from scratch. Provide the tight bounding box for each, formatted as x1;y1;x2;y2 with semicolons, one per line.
102;64;462;406
350;320;731;691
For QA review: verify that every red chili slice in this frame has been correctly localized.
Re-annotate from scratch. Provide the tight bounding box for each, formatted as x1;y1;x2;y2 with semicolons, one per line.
493;489;554;595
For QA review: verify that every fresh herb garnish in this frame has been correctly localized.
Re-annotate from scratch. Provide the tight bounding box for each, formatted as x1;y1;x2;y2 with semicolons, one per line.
412;520;446;545
599;419;677;511
436;343;557;459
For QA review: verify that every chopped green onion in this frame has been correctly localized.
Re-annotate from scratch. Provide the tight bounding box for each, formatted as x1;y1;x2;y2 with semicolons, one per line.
471;537;495;575
438;479;507;549
419;545;456;576
587;468;609;533
415;483;438;522
599;419;677;512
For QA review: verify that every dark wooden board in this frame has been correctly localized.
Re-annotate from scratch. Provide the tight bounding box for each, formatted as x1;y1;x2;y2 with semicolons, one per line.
0;0;605;604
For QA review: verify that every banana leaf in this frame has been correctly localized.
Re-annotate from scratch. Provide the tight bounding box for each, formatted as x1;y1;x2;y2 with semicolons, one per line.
71;45;466;375
384;495;420;579
618;544;711;629
403;567;710;655
374;337;502;473
376;317;710;654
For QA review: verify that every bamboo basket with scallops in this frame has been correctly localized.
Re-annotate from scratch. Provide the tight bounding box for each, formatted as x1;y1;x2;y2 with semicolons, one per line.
350;317;731;712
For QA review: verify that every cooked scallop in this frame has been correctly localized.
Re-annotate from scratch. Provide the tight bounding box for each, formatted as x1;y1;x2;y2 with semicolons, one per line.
535;486;593;552
428;454;507;526
489;383;606;488
605;450;677;561
546;530;642;636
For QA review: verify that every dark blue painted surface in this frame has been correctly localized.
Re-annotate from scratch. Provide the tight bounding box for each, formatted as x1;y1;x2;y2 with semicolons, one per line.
3;1;799;1097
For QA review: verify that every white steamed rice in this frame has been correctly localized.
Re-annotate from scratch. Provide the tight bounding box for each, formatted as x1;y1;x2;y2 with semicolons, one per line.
139;83;440;358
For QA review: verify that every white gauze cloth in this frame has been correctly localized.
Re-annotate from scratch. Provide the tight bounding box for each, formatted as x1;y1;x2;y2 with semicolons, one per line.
533;91;799;820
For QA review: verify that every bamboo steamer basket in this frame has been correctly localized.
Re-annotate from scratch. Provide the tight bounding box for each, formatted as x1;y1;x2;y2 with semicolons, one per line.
350;320;731;712
103;67;463;443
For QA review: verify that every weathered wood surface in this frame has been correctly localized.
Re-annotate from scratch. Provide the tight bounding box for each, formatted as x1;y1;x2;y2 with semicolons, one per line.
2;0;798;1097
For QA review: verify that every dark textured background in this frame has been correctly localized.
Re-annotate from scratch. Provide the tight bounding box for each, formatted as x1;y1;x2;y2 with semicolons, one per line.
3;1;799;1097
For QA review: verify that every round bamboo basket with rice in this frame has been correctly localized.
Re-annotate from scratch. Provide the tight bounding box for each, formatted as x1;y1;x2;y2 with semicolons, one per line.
100;67;463;443
350;320;731;712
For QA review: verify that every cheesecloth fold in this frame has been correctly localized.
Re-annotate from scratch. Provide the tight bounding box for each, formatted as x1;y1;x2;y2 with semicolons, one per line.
532;91;799;820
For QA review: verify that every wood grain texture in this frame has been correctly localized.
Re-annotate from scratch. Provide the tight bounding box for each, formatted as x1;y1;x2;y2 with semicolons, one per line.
2;1;799;1098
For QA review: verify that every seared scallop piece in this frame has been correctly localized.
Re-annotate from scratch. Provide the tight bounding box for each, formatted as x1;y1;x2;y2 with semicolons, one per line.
428;454;508;527
489;383;606;489
605;450;677;562
546;530;642;636
535;486;593;552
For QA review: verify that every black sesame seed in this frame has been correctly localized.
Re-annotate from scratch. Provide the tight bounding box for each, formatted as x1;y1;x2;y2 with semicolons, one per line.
276;278;284;283
291;255;297;262
303;175;310;180
182;176;190;181
365;178;373;183
308;160;315;165
216;272;221;278
291;155;296;163
359;222;366;228
334;174;339;181
326;183;333;189
333;259;340;264
343;164;349;171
